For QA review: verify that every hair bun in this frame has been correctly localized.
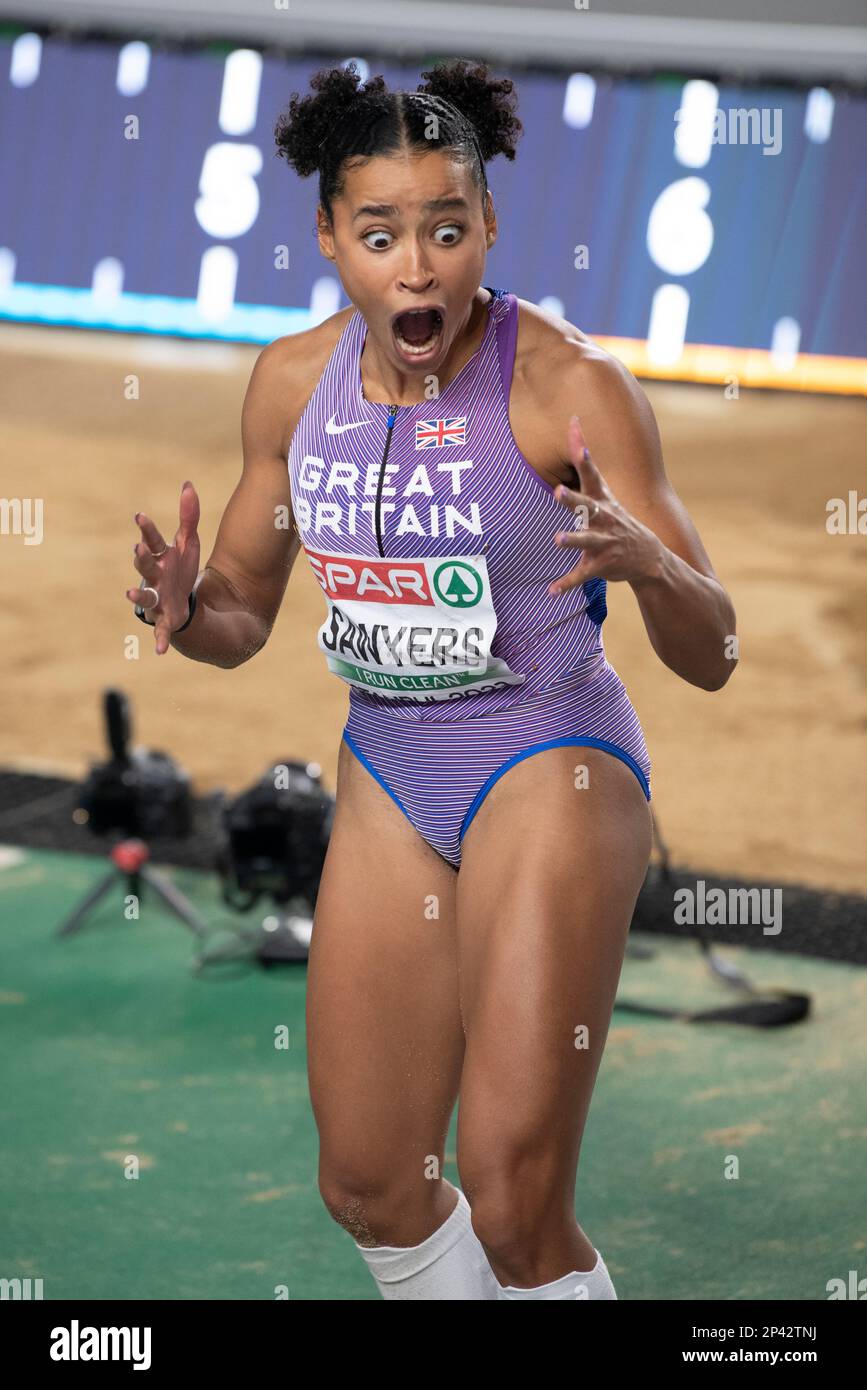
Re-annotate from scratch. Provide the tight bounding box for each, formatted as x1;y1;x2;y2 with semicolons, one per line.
274;62;387;178
417;58;522;163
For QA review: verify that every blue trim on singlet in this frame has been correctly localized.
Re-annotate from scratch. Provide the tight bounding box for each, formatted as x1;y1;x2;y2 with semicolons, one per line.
458;735;651;844
341;730;415;822
582;577;608;626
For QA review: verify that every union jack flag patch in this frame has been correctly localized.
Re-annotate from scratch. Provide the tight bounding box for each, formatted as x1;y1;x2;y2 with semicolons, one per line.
415;417;467;449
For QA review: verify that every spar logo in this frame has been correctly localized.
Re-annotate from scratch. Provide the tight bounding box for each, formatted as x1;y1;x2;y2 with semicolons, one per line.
305;547;485;609
433;560;483;608
306;548;434;604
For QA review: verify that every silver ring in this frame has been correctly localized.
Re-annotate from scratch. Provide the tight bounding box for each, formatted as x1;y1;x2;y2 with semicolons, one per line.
142;585;159;605
150;544;168;558
590;502;600;519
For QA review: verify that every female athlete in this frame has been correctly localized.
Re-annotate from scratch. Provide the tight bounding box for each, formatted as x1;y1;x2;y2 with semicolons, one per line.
126;59;737;1300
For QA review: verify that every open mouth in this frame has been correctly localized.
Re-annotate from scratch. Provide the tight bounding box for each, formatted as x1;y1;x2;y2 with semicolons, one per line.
392;307;444;357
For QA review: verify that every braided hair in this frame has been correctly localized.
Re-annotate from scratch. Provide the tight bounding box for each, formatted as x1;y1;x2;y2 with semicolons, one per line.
274;58;522;223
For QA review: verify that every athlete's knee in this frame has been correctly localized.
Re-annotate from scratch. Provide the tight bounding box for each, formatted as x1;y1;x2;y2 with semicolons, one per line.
459;1145;569;1258
318;1166;436;1246
318;1182;379;1245
317;1168;395;1244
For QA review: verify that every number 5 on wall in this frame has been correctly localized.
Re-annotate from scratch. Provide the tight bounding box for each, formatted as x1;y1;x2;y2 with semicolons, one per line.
194;143;263;240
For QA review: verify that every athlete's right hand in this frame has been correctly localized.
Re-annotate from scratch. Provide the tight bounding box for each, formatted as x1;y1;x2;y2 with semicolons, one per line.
127;481;201;655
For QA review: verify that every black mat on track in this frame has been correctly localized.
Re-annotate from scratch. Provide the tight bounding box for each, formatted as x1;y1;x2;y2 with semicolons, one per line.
1;769;864;963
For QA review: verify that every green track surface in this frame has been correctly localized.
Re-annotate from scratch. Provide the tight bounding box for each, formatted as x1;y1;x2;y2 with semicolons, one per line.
1;847;863;1301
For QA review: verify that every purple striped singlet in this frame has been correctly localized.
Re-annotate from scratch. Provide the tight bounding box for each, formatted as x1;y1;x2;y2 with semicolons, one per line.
288;286;650;868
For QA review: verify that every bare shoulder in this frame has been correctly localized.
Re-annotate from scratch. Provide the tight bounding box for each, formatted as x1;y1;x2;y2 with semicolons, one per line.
511;296;659;473
243;305;356;459
513;294;637;395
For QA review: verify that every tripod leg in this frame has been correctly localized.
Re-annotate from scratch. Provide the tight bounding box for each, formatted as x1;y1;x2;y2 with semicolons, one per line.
57;869;119;937
141;865;209;938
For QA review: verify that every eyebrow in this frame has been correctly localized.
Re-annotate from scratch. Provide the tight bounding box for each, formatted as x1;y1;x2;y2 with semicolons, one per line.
351;196;470;223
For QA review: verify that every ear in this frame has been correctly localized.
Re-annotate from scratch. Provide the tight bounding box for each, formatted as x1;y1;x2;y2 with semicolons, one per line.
484;190;497;248
316;205;336;261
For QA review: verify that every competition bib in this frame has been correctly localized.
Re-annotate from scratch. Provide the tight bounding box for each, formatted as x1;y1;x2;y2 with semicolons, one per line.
305;546;526;702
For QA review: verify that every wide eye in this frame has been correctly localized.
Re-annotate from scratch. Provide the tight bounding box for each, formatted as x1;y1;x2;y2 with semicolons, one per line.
433;223;463;245
362;229;394;250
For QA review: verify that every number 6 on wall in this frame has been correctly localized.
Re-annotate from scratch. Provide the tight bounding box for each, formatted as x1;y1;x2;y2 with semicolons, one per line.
194;142;263;240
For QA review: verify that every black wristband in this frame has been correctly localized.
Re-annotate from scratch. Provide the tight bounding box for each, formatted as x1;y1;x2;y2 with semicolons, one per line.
172;587;198;634
134;588;197;633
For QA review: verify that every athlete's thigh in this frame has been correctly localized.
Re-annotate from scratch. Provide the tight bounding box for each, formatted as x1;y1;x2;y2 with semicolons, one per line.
307;737;465;1183
454;746;652;1184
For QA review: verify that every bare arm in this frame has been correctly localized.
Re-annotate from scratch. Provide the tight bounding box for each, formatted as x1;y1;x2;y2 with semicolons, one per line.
172;341;301;666
128;338;302;667
549;351;737;691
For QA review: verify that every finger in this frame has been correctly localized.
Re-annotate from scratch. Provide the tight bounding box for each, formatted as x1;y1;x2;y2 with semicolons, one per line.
549;562;599;596
553;483;598;513
552;492;605;539
132;542;161;582
567;414;587;467
565;423;609;499
553;526;610;549
177;481;200;543
574;448;612;502
126;584;158;609
134;511;167;556
153;614;172;656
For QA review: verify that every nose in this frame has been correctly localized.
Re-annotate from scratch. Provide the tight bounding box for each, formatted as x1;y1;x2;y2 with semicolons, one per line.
396;239;435;293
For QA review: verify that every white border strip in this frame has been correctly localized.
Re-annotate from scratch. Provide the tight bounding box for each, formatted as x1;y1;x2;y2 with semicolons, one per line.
2;1;866;82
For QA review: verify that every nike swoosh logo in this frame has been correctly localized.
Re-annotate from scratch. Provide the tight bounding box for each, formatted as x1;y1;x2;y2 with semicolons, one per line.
325;414;371;435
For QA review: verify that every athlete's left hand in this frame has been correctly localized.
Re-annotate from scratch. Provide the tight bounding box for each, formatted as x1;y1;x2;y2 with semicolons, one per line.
549;417;664;596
